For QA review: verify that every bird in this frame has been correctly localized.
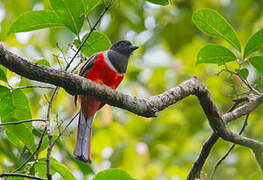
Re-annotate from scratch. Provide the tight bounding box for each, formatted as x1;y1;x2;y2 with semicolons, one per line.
74;40;138;163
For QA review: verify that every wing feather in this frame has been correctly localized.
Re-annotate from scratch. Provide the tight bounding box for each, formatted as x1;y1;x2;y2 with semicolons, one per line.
79;54;99;77
75;54;99;106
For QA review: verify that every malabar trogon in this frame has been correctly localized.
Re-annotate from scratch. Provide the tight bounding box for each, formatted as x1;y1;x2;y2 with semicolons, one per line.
74;40;138;163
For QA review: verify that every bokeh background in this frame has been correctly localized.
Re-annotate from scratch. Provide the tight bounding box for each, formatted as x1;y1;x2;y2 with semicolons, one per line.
1;0;263;179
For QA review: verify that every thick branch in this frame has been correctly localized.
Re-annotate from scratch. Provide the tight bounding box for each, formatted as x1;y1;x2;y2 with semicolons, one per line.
223;94;263;123
1;45;263;176
187;133;219;180
211;114;249;179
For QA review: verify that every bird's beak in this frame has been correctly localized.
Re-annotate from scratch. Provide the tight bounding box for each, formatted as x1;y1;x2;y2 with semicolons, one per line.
129;45;139;51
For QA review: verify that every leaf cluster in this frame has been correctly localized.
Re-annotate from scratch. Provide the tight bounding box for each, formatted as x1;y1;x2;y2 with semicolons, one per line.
193;9;263;80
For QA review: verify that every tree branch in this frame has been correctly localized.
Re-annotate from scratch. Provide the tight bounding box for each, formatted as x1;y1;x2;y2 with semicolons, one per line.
51;111;80;148
0;119;46;126
211;114;249;179
187;133;219;180
187;96;249;179
46;87;59;180
10;128;47;174
0;173;47;180
11;85;55;90
1;45;263;178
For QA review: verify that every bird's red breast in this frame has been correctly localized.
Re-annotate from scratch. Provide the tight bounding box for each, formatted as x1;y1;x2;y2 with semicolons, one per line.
79;52;124;119
85;52;124;88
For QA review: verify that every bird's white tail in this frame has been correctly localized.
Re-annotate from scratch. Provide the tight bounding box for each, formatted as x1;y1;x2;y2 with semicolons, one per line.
74;109;95;163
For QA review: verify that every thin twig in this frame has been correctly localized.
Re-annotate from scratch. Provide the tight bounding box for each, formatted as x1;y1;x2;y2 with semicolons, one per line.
210;114;249;179
65;0;114;71
55;114;62;135
81;13;93;29
239;76;261;95
70;60;83;73
224;66;261;95
54;55;63;70
56;43;68;65
46;87;59;180
51;111;80;148
0;119;46;126
10;128;47;174
228;96;249;112
0;173;47;180
86;16;93;30
11;85;55;90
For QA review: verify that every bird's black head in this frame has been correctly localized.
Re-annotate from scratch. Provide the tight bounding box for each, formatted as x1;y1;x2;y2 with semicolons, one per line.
110;40;138;57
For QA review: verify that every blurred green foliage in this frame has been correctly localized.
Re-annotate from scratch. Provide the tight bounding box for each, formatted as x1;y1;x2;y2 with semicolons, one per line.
1;0;263;179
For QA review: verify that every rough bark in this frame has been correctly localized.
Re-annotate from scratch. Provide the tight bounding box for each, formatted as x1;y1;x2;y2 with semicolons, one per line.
1;44;263;179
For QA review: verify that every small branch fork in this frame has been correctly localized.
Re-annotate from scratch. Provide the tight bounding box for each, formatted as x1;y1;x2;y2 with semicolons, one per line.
187;97;249;179
210;113;249;179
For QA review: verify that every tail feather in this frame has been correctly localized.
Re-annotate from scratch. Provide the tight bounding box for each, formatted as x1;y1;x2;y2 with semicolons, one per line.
82;124;93;161
74;109;95;163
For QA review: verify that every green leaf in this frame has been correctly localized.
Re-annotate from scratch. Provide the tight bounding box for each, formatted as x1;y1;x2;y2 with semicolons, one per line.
0;90;13;117
239;68;249;80
50;0;85;34
147;0;169;5
0;85;10;103
6;176;23;180
85;0;101;14
2;117;35;149
249;56;263;75
39;135;48;152
0;65;7;82
33;59;51;67
9;10;64;33
244;29;263;58
93;169;134;180
5;130;24;150
73;158;94;175
192;8;241;52
0;89;34;149
248;171;263;180
74;31;111;57
51;158;77;180
197;44;236;65
35;158;77;180
12;89;32;120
